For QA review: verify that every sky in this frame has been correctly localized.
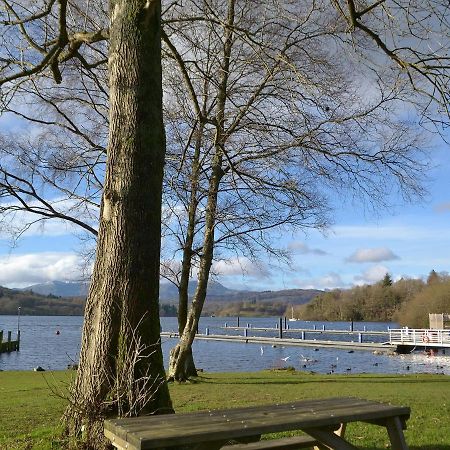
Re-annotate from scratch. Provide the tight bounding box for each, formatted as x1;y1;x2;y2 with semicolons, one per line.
0;140;448;292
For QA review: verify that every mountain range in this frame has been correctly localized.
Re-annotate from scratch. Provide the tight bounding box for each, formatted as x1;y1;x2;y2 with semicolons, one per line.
21;280;321;305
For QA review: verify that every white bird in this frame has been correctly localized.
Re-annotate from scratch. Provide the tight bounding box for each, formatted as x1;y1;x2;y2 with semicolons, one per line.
260;346;264;355
281;356;291;362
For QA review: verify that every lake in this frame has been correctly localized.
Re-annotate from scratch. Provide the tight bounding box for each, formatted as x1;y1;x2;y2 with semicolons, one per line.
1;315;449;375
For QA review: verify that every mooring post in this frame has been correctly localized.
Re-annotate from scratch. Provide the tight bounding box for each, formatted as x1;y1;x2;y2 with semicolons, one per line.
244;328;248;338
350;321;354;332
279;317;283;339
322;324;325;331
301;331;305;340
358;333;362;343
225;322;227;328
284;316;287;329
237;316;240;327
17;330;20;351
313;324;317;330
7;331;11;352
205;327;209;336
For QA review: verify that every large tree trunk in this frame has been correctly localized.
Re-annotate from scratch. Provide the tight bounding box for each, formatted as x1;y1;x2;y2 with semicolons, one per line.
64;1;172;447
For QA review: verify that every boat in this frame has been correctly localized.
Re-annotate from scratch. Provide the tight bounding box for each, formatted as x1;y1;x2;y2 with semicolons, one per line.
288;306;298;322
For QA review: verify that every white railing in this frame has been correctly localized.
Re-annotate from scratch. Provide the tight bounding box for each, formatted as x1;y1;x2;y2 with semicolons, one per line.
389;328;450;347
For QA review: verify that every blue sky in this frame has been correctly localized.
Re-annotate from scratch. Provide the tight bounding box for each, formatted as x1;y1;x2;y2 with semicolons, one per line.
0;144;448;291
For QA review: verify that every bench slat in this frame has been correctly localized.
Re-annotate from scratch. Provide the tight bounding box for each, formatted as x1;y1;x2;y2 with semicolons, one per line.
222;435;318;450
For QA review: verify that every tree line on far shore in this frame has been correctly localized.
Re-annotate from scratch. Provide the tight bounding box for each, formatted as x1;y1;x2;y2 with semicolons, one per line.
295;270;450;327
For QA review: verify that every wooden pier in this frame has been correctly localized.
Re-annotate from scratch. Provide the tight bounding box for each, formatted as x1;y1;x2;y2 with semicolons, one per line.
161;332;396;352
222;325;389;337
0;330;20;353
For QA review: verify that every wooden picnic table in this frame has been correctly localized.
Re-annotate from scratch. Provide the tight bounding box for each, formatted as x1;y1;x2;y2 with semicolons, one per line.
104;397;410;450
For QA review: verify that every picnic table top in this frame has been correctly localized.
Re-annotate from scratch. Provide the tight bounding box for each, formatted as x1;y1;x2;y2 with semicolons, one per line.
104;397;410;450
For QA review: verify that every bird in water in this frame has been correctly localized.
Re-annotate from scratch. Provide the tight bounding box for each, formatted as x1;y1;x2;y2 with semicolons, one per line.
281;356;291;362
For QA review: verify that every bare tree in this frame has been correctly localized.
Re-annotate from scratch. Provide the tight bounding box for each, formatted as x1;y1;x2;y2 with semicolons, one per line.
0;1;173;447
161;0;435;381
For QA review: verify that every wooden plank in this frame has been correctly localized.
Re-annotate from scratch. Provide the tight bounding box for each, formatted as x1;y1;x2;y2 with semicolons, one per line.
106;397;404;434
222;435;318;450
104;398;410;450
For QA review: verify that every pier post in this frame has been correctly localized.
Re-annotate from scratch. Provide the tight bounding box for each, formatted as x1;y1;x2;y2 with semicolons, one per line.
322;325;325;331
237;316;240;327
205;327;209;336
364;326;366;332
244;328;248;337
7;331;11;352
247;323;250;328
17;330;20;350
301;331;305;340
313;324;317;330
350;321;354;332
358;333;362;343
284;316;287;329
225;322;227;328
279;317;283;339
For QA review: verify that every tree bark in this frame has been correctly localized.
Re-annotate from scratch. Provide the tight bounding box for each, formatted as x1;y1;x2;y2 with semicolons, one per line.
64;0;172;447
168;0;235;382
168;160;223;381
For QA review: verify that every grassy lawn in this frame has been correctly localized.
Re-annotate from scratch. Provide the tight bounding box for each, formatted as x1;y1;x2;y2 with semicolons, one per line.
1;369;450;449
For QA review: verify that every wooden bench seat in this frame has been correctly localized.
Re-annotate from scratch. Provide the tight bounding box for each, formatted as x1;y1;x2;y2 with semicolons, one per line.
104;397;410;450
223;435;318;449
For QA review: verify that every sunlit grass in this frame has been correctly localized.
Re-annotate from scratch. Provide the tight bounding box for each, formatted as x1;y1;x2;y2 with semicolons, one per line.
1;369;449;449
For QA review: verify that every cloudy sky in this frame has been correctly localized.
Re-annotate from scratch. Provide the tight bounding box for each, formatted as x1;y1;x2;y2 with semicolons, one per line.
0;140;449;291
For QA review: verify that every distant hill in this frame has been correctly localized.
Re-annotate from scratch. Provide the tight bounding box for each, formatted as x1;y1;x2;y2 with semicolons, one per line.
11;280;322;316
22;280;89;297
23;280;320;305
0;285;85;316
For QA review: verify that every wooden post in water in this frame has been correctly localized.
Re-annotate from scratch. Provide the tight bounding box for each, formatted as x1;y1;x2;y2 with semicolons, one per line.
279;317;283;339
284;316;287;329
17;330;20;351
7;331;11;352
237;316;240;327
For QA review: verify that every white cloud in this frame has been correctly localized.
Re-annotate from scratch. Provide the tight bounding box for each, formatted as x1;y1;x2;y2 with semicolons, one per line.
346;247;400;263
292;272;345;290
287;241;327;255
354;265;389;284
0;252;84;288
213;257;270;280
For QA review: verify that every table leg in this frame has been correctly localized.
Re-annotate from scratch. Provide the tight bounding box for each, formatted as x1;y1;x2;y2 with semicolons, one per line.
313;423;346;450
307;428;359;450
386;417;409;450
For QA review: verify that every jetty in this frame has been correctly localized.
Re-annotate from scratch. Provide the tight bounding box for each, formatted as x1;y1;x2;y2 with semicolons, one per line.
161;332;396;352
0;330;20;353
389;328;450;354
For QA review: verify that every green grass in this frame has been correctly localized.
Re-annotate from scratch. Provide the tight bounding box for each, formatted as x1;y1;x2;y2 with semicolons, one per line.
1;369;450;449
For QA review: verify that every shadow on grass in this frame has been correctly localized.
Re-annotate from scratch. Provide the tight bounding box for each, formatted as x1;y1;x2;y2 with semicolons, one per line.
363;447;450;450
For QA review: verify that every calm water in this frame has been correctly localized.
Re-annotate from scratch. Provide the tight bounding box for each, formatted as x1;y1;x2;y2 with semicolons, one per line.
1;315;449;375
